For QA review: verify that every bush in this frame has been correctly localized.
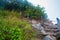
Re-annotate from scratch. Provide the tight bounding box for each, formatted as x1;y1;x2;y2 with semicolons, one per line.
0;18;24;40
0;15;33;40
0;10;20;18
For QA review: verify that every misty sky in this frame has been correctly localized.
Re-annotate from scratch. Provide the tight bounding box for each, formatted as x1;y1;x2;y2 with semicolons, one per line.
28;0;60;24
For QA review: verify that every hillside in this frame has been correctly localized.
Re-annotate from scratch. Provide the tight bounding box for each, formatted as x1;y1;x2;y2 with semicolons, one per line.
0;0;60;40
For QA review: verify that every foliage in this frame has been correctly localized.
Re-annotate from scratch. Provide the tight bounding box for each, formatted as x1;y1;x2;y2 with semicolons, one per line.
24;5;47;19
0;0;48;39
0;18;23;40
0;0;47;19
0;10;20;18
0;10;34;40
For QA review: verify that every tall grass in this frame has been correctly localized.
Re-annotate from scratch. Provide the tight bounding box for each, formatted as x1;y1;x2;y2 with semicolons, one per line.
0;10;20;18
0;10;34;40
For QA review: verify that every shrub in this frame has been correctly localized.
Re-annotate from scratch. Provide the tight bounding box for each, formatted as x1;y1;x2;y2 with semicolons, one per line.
0;10;20;18
0;18;24;40
0;16;33;40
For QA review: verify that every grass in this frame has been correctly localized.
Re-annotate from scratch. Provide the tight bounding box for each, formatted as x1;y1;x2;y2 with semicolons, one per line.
0;10;34;40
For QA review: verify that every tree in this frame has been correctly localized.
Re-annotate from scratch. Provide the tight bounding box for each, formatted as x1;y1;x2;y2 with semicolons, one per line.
0;0;47;19
24;5;47;20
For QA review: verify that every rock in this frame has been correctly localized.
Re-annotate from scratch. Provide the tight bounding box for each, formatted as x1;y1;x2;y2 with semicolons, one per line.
56;18;60;24
32;23;48;35
43;35;57;40
56;18;60;27
43;35;52;40
30;19;59;40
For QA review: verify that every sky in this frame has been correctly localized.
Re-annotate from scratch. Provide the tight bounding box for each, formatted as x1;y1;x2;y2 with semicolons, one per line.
28;0;60;24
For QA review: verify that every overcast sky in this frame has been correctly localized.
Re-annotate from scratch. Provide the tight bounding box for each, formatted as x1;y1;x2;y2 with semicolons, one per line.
28;0;60;24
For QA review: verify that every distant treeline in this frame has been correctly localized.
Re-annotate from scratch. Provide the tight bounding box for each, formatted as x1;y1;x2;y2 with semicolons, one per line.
0;0;47;20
